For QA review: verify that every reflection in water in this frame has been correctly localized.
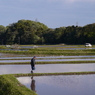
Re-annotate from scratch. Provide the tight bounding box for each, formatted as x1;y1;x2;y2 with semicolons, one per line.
17;75;95;95
31;76;36;92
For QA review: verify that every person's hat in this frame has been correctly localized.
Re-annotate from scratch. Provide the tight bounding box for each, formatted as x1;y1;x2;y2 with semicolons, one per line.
33;56;36;58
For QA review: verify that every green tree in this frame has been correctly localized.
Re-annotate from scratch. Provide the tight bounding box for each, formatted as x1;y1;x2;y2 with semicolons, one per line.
0;25;6;44
43;28;55;44
5;20;48;44
54;27;65;44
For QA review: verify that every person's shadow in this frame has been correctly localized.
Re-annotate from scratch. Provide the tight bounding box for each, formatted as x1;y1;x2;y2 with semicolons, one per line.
30;76;36;92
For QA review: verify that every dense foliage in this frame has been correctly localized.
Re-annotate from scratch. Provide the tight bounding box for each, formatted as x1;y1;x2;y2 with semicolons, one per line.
0;25;6;44
0;19;95;45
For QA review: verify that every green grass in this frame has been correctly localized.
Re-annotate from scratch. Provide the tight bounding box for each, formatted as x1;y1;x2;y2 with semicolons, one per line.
1;56;95;60
14;71;95;77
0;75;37;95
0;60;95;65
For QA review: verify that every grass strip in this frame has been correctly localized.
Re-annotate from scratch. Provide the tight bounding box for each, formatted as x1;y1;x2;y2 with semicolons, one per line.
0;57;95;60
1;48;95;56
0;74;37;95
0;60;95;65
14;71;95;77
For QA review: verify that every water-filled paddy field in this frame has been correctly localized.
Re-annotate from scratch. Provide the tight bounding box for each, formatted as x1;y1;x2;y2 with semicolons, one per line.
0;63;95;75
0;55;95;63
21;45;95;50
17;75;95;95
0;55;95;75
1;53;95;95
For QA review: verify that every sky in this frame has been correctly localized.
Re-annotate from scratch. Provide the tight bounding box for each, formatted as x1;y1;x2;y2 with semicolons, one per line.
0;0;95;28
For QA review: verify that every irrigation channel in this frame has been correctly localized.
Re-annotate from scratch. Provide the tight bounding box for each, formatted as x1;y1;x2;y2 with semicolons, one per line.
1;55;95;95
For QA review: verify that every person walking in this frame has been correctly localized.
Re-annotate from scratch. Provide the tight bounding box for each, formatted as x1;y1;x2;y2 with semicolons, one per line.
30;56;36;73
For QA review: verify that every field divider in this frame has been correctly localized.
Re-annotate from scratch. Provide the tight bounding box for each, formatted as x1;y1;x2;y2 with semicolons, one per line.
12;71;95;77
0;60;95;65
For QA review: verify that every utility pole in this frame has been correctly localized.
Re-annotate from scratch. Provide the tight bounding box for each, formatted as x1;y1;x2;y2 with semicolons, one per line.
76;22;78;27
35;18;38;22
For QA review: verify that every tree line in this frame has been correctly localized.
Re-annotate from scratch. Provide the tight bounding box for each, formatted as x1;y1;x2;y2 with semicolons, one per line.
0;19;95;45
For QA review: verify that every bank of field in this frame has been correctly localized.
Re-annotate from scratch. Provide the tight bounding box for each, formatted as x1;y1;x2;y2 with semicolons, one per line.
0;75;37;95
14;71;95;77
1;60;95;65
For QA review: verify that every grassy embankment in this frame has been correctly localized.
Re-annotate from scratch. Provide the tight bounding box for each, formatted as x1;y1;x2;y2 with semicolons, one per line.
0;74;37;95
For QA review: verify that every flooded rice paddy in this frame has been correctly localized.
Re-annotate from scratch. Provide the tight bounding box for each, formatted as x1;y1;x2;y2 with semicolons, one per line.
58;47;95;50
0;55;95;63
17;75;95;95
0;54;95;95
21;45;95;50
0;63;95;75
